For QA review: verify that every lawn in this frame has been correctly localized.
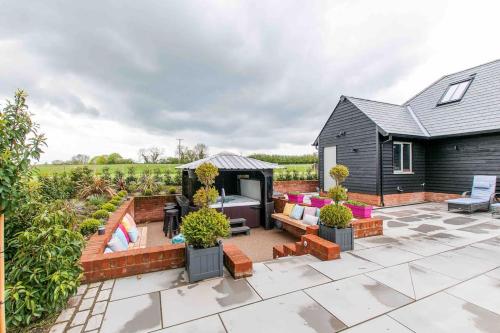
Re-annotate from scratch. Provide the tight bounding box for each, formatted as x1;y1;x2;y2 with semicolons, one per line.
34;163;315;176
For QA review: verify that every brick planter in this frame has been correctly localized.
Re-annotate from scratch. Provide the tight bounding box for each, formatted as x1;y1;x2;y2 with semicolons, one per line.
273;180;318;194
351;218;383;238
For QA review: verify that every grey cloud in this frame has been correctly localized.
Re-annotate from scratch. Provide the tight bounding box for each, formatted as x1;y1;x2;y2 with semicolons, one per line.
0;1;446;152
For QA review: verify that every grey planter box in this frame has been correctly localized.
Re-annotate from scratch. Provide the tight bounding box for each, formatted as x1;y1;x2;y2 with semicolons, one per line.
318;224;353;251
185;240;224;283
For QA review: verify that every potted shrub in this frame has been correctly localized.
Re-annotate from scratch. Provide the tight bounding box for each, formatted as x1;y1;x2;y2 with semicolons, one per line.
319;164;354;251
181;162;230;282
344;200;373;218
287;191;304;204
310;195;333;208
319;204;354;251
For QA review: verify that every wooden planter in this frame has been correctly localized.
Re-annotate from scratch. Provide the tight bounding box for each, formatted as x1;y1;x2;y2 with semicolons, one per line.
318;224;353;251
310;197;333;208
344;203;373;218
288;193;304;204
185;240;224;283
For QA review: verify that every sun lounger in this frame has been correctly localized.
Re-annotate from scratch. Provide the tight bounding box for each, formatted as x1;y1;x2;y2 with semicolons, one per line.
447;175;497;213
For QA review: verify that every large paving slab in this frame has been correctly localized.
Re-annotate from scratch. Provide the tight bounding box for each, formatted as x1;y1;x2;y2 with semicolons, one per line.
309;253;383;280
389;292;500;333
246;263;331;299
161;276;261;327
305;275;412;327
220;291;347;333
411;249;498;280
156;315;226;333
392;235;454;256
353;235;400;249
366;262;460;300
486;267;500;280
111;268;187;300
340;315;414;332
101;292;162;333
351;245;422;267
446;275;500;315
263;254;321;271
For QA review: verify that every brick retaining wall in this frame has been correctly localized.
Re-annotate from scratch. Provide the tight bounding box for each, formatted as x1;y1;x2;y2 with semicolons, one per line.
273;180;318;194
348;191;463;207
134;195;176;223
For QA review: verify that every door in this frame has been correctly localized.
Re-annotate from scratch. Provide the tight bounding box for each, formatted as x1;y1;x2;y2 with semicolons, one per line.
323;146;337;191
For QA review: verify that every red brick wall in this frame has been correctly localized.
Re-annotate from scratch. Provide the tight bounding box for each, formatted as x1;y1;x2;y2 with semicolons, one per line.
273;180;318;194
425;192;461;202
351;218;383;238
80;196;186;283
223;244;253;279
348;191;462;207
347;192;381;206
134;195;176;223
383;192;426;206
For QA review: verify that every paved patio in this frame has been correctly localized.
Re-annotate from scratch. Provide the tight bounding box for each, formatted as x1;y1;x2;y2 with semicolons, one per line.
51;203;500;333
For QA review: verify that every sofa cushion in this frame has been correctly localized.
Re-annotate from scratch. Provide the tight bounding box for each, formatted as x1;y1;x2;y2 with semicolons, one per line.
128;227;139;243
290;205;305;220
107;235;127;252
283;203;295;216
302;214;319;225
304;206;317;217
118;224;130;243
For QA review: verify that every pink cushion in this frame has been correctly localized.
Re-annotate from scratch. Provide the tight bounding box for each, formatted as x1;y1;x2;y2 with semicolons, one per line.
118;224;130;243
303;206;317;217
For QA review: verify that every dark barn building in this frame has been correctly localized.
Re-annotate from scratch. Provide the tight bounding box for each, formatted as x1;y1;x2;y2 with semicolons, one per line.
314;60;500;206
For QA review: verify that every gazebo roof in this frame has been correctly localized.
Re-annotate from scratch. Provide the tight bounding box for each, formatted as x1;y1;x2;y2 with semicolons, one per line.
176;153;280;170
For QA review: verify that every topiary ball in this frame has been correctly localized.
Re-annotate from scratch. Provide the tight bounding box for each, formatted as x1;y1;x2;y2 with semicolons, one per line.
181;208;230;248
117;190;127;197
79;218;101;236
319;204;353;229
92;209;110;220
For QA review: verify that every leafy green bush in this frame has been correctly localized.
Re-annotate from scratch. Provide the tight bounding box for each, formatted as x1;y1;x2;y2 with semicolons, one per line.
181;208;230;248
87;194;107;207
193;186;218;207
101;202;116;212
329;164;349;185
142;189;153;196
92;209;110;220
345;200;369;207
319;204;353;229
5;225;85;327
117;190;127;197
38;173;74;201
79;218;101;236
78;176;116;198
168;187;177;194
327;185;347;204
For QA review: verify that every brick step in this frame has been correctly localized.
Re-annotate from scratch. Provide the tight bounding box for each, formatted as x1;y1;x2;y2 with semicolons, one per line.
283;243;298;256
231;226;251;236
273;245;286;259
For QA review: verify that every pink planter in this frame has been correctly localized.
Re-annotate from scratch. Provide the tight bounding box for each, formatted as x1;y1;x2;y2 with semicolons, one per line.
310;197;333;208
345;203;373;218
287;193;304;204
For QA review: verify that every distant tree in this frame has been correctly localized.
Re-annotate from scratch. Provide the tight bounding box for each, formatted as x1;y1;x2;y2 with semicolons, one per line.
90;155;108;165
107;153;123;164
193;143;208;160
138;147;164;164
71;154;90;164
180;147;197;163
52;159;65;165
248;153;318;164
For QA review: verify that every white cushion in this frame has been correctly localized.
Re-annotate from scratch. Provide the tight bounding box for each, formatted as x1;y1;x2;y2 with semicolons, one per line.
302;214;319;226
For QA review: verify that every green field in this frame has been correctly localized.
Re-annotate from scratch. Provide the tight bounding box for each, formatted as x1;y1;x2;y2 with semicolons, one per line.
34;163;314;176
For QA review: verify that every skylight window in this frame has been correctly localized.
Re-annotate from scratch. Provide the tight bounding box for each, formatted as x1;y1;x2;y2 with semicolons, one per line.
438;79;472;105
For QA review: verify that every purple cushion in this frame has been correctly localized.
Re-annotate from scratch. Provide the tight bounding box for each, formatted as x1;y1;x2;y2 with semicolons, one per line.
304;206;317;217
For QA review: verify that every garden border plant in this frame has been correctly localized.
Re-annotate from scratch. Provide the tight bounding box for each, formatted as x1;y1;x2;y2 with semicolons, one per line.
319;164;354;251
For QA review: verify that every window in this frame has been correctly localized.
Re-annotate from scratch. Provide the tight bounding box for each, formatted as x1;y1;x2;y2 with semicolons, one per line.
393;142;412;173
438;79;472;105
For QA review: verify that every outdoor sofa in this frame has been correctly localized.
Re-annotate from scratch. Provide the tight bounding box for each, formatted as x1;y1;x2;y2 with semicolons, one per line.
446;175;497;213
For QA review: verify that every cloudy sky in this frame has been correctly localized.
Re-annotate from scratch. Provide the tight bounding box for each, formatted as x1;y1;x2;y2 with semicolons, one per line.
1;0;500;163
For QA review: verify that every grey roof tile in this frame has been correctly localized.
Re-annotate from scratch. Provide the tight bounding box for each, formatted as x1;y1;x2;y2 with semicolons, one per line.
177;153;280;170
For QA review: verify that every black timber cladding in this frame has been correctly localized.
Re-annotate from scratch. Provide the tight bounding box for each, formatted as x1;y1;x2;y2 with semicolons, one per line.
425;133;500;194
318;99;378;194
380;137;426;195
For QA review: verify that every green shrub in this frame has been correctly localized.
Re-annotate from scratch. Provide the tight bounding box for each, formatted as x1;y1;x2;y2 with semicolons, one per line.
319;204;353;229
92;209;110;220
329;164;349;185
87;194;107;207
142;189;153;196
193;186;218;207
117;190;127;197
345;200;369;207
181;208;230;248
79;218;101;236
101;202;116;212
168;187;177;194
5;225;85;327
327;185;347;204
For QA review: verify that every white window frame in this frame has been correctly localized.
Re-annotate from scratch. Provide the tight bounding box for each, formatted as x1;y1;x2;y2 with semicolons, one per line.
393;141;413;174
437;78;472;105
